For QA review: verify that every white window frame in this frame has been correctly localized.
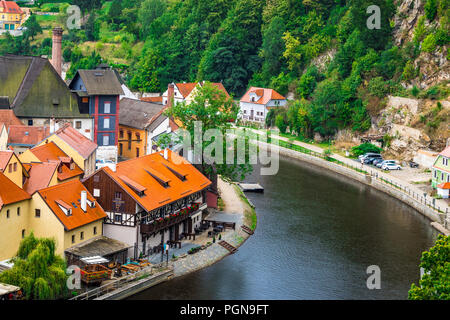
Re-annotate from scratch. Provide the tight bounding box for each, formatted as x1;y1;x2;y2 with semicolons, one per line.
104;102;111;114
104;118;110;129
103;135;110;146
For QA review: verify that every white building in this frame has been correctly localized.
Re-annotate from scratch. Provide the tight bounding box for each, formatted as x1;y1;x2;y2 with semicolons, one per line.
239;87;287;123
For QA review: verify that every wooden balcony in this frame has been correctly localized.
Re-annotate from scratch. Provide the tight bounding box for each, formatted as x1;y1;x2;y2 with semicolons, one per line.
140;204;203;235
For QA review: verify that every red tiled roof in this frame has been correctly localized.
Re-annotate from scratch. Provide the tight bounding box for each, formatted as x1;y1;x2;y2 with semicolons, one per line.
437;182;450;190
54;124;97;159
0;1;23;14
104;149;211;212
175;83;197;98
38;180;107;231
439;146;450;158
23;162;58;195
141;96;163;103
0;150;13;171
8;125;50;147
30;142;84;181
240;87;286;105
0;110;22;130
0;171;30;210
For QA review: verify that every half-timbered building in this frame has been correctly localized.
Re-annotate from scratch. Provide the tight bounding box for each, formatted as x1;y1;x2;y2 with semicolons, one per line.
82;149;211;258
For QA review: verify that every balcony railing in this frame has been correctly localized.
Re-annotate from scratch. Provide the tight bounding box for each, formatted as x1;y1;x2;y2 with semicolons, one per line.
140;203;203;234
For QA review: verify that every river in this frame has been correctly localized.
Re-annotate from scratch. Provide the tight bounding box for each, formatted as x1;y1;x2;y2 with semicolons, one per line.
129;156;438;299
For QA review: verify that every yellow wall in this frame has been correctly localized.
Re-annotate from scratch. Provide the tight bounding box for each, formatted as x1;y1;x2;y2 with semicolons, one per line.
36;135;86;171
0;8;24;30
118;125;147;159
2;153;23;188
0;200;30;261
19;149;40;164
63;221;103;254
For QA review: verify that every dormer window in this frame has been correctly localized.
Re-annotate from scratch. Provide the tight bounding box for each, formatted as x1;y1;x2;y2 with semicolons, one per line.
56;200;72;216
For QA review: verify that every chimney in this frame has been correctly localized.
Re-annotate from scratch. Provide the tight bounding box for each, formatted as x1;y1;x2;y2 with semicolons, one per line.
49;118;56;133
81;190;87;212
164;148;168;160
51;27;63;76
167;83;174;108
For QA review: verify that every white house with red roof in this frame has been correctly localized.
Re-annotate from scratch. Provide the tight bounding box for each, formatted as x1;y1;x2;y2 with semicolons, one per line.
239;87;286;123
161;82;230;106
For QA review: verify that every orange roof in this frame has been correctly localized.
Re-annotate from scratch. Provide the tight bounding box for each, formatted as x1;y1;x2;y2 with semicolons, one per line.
38;180;107;231
0;110;22;130
30;142;84;181
104;149;211;212
54;123;97;159
0;150;13;171
439;146;450;158
0;1;23;14
8;125;50;147
141;96;163;103
437;182;450;190
23;162;58;195
0;171;30;210
240;87;286;105
175;83;198;98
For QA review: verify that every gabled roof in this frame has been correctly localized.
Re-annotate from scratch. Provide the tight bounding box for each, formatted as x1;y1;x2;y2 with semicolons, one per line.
37;180;107;231
0;55;88;118
8;125;50;147
175;83;197;98
0;150;13;171
23;161;58;195
240;87;286;105
53;123;97;159
102;149;211;213
119;98;165;130
0;171;30;210
437;182;450;190
69;70;124;96
0;110;22;129
438;146;450;158
29;142;84;181
0;1;23;14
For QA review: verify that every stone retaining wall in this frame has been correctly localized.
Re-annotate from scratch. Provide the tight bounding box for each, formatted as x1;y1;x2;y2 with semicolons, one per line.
257;141;445;226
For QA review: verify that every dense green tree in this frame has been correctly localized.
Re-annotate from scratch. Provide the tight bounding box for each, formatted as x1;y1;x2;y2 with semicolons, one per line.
23;15;42;41
138;0;167;39
0;233;68;300
409;235;449;300
84;13;100;41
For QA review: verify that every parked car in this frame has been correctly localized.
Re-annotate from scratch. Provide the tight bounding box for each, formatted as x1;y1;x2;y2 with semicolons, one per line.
376;160;396;168
372;158;384;166
96;159;116;171
382;162;402;170
363;154;382;164
409;161;419;168
359;152;380;160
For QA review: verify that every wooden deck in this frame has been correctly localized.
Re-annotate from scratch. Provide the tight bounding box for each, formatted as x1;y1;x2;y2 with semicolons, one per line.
218;240;238;254
241;225;254;235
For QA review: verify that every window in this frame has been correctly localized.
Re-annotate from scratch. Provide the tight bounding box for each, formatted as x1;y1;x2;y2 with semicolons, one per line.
17;207;20;216
127;132;132;150
75;121;82;129
136;133;140;141
136;147;140;158
442;173;445;181
115;192;122;200
434;170;437;178
114;214;122;223
94;226;97;235
119;130;124;138
93;189;100;197
6;209;9;218
13;162;17;172
22;229;25;239
103;135;109;146
28;120;33;126
93;175;99;183
8;163;12;173
82;97;89;103
72;235;75;244
80;232;84;240
35;209;41;218
104;102;111;114
104;118;110;129
243;110;247;114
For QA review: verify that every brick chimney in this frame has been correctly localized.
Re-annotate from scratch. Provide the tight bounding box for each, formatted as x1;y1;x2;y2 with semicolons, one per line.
167;83;174;108
51;27;63;76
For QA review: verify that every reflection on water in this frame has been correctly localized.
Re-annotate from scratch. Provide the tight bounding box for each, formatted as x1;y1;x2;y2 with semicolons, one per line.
129;156;438;300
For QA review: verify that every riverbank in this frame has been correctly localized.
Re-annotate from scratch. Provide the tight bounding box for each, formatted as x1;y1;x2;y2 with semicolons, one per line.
246;128;449;236
171;178;256;277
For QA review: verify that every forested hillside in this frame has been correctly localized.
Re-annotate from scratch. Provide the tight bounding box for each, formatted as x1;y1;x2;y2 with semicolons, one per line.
1;0;449;140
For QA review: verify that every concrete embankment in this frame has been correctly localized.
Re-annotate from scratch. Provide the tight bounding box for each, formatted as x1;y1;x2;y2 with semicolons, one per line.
257;140;448;233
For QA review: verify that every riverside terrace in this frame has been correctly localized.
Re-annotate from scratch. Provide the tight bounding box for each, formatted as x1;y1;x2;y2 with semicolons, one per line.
82;149;212;260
